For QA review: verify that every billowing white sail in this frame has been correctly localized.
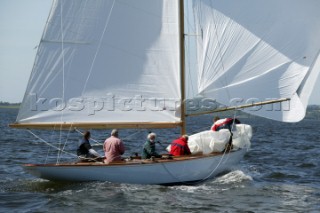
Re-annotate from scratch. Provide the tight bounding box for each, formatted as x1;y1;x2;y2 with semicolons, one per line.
16;0;181;128
194;0;320;122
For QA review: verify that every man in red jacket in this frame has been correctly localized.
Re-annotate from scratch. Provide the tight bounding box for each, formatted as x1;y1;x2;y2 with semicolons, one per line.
169;135;191;156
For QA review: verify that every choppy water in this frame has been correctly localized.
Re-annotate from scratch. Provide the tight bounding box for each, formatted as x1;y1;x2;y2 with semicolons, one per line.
1;108;319;212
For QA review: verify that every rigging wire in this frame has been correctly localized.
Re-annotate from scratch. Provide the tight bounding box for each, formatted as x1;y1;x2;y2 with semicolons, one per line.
122;130;144;141
45;144;51;164
26;129;105;163
196;148;231;184
45;126;60;164
60;125;74;160
74;128;103;146
27;130;78;159
74;128;143;146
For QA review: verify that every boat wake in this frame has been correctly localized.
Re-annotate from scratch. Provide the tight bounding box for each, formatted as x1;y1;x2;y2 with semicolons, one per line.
169;170;252;193
213;170;253;184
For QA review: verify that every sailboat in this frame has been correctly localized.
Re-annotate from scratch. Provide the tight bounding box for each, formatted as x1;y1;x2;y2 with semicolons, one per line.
10;0;320;185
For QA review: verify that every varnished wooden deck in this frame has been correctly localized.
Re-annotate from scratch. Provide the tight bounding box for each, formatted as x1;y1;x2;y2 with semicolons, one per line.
24;150;234;167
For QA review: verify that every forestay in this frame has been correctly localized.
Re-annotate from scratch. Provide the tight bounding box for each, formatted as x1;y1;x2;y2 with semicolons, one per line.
15;0;181;128
194;0;320;122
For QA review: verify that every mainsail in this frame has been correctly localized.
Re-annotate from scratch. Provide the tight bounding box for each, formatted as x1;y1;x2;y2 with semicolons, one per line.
14;0;182;129
194;0;320;122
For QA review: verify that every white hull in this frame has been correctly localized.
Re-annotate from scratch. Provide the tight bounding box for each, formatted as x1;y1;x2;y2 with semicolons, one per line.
23;149;247;185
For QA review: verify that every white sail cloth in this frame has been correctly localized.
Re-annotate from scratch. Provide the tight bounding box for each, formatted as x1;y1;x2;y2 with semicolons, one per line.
187;124;252;154
16;0;181;124
194;0;320;122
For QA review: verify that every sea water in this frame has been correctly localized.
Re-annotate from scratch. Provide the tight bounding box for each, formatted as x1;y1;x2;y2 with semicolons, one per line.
1;108;319;212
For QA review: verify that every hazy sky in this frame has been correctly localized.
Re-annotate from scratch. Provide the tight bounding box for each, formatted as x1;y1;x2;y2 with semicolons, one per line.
0;0;52;103
0;0;319;104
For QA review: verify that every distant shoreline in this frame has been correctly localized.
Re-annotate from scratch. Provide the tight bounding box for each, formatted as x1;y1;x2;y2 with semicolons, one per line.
0;105;20;109
0;102;20;109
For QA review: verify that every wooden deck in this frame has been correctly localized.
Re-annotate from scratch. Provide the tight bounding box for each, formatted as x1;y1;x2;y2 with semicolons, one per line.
24;151;232;167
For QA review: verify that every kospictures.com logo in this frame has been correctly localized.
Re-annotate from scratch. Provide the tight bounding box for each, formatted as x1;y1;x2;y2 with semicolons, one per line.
28;93;291;115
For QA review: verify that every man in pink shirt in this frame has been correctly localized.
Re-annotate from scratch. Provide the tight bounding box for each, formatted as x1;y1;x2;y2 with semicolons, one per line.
103;129;125;164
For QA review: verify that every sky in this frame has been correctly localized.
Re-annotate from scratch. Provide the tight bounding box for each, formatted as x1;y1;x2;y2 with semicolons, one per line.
0;0;319;104
0;0;52;103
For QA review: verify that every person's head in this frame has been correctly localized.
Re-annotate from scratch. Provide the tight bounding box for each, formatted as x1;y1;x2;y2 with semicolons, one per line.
111;129;118;137
148;132;156;141
182;134;188;142
214;116;220;122
83;131;91;140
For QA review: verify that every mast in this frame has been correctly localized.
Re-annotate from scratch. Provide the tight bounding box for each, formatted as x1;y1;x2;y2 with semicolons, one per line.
179;0;186;135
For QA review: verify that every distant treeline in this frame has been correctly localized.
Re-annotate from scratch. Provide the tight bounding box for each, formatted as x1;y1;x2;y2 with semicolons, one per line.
0;101;21;108
0;101;20;105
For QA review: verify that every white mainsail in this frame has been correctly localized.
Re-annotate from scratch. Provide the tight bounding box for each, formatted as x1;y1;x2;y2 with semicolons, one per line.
194;0;320;122
16;0;181;127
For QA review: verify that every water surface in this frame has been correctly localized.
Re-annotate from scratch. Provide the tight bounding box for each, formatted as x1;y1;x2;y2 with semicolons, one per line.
1;108;319;212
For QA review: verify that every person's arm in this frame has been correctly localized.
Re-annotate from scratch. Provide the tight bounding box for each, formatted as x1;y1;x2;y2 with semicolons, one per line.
150;144;161;158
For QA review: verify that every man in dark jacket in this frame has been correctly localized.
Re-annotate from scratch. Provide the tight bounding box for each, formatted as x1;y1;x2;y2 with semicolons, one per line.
141;132;162;159
77;131;100;161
